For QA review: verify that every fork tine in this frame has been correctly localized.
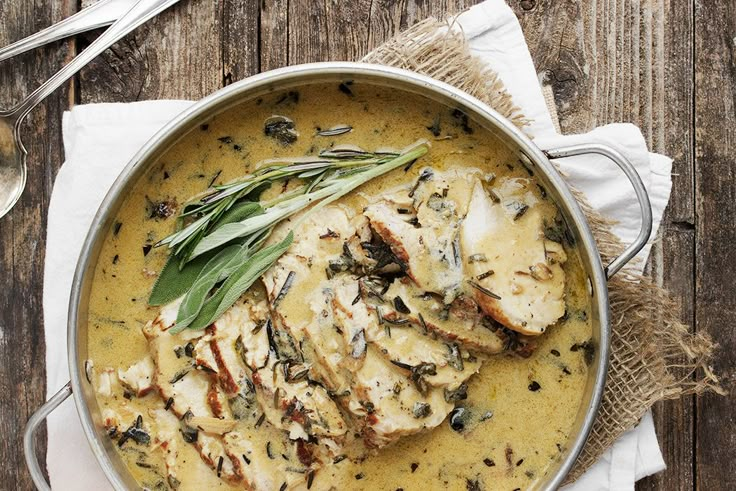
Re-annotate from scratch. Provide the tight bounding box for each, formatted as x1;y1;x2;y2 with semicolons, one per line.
0;0;138;63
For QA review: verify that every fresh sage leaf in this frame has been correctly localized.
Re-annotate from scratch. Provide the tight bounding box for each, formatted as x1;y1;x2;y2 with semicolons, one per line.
179;232;294;332
148;252;213;306
174;244;244;330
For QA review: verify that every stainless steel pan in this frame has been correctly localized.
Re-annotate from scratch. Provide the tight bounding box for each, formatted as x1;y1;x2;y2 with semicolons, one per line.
24;62;652;491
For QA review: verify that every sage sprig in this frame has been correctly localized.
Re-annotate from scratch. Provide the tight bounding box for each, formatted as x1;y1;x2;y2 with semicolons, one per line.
149;140;430;332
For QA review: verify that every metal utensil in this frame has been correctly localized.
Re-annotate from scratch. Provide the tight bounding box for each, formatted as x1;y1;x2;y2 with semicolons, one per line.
0;0;182;220
0;0;138;63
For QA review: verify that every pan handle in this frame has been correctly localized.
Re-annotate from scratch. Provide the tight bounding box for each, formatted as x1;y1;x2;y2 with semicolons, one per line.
24;382;73;491
544;143;653;279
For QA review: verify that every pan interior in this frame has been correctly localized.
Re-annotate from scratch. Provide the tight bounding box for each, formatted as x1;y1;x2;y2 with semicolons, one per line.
70;64;608;491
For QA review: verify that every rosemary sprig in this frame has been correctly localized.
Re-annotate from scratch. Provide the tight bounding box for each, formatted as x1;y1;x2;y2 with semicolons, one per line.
149;140;430;332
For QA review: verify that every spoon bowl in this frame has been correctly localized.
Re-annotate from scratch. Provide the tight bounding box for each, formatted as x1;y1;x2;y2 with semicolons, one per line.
0;114;25;217
0;0;182;220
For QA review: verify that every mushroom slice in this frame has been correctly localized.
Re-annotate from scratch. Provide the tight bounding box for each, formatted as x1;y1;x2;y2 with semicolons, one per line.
461;178;566;335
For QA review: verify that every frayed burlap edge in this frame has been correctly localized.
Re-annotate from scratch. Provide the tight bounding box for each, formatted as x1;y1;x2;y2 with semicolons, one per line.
363;18;724;482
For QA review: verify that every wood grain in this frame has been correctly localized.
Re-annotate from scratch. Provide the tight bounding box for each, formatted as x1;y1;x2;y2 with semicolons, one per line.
510;2;697;489
78;0;222;102
694;0;736;489
0;1;77;489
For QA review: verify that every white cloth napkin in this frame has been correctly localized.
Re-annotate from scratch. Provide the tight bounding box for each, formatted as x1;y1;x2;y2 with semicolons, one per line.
43;0;668;488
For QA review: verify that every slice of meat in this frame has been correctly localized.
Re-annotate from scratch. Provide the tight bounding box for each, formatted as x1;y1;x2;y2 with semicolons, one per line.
374;280;506;354
363;201;463;303
461;178;566;335
117;356;155;397
351;347;453;448
333;278;481;390
142;305;241;482
251;322;348;442
301;281;465;448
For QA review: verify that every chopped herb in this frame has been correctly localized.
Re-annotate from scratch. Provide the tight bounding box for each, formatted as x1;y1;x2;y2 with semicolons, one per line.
142;244;152;256
277;91;300;105
333;455;347;464
413;402;432;418
255;413;266;428
267;441;275;459
516;458;524;466
264;115;298;145
451;109;474;134
483;458;495;467
118;415;150;447
393;296;411;314
352;292;361;305
426;114;441;137
184;342;195;358
444;383;468;402
513;203;529;221
113;221;123;236
467;280;502;300
571;340;596;365
208;170;223;188
409;168;434;197
417;312;428;333
445;343;464;371
317;124;352;136
338;81;354;96
180;411;199;443
551;349;561;357
397;208;410;214
468;253;487;263
200;124;209;131
279;483;287;491
465;478;482;491
410;462;419;473
488;189;501;203
164;397;174;410
319;229;339;239
528;381;541;391
218;136;233;144
449;407;468;432
169;368;189;384
217;456;224;477
476;270;494;280
537;184;547;198
272;271;296;308
355;472;365;480
351;329;367;358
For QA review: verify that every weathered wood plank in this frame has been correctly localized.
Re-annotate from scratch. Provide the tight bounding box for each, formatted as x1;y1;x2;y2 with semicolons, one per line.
260;0;289;71
222;0;261;84
0;1;77;488
638;229;696;491
511;2;696;489
694;0;736;489
78;0;222;102
287;0;330;64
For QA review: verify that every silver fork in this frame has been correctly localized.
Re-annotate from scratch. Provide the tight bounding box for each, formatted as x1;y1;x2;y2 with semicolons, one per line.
0;0;138;63
0;0;183;220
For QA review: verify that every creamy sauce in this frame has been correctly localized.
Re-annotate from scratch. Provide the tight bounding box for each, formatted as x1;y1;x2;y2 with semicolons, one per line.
86;83;593;490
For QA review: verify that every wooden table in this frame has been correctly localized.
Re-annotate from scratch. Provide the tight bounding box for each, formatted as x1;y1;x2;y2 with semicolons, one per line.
1;1;733;489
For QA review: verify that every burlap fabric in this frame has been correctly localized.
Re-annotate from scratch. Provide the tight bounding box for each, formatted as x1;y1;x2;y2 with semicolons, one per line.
363;18;723;482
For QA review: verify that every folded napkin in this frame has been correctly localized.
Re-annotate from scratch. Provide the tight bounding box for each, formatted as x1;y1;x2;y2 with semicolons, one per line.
43;0;668;488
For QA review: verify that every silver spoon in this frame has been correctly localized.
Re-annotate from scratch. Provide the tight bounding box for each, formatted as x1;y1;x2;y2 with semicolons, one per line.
0;0;182;219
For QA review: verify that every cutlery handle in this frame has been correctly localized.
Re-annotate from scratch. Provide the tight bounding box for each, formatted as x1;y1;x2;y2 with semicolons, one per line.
9;0;181;124
544;143;653;278
0;0;137;63
24;382;73;491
